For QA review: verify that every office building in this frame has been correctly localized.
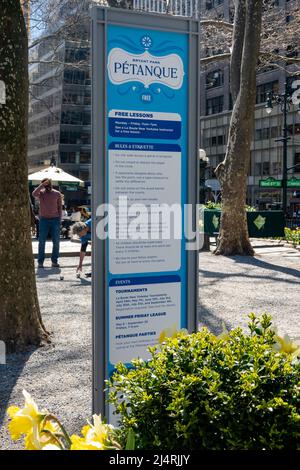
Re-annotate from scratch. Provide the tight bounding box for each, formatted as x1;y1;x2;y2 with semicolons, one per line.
133;0;300;211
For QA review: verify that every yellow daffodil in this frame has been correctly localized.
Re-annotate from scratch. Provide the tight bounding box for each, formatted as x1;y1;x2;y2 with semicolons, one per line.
25;419;61;450
70;415;116;450
7;390;47;447
7;390;62;450
273;334;300;358
158;324;188;344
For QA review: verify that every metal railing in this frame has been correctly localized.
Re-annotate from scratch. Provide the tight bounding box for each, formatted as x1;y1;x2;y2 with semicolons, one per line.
132;0;201;18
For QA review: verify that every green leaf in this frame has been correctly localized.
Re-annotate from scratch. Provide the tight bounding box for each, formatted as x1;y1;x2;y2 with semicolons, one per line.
125;429;135;450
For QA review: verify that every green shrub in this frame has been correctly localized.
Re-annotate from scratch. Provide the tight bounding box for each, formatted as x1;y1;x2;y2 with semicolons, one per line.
285;227;300;246
204;202;256;211
245;204;257;212
108;315;300;450
204;201;222;210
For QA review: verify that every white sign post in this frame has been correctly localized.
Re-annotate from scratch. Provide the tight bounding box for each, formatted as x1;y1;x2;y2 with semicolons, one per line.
92;7;200;420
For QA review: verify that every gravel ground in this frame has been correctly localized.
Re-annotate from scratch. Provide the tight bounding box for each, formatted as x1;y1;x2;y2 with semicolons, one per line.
0;239;299;449
198;239;300;337
0;257;92;450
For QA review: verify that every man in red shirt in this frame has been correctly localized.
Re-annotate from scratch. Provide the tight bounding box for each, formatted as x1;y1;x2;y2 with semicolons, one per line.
32;178;62;268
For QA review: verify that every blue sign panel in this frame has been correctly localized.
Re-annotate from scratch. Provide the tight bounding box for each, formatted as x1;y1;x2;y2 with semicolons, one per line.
106;24;188;374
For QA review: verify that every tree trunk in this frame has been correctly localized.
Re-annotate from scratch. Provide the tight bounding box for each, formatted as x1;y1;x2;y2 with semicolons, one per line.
215;0;263;256
0;1;49;352
230;0;246;102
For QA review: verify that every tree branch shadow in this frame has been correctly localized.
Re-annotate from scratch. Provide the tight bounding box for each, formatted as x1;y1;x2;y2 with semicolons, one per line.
0;348;36;427
232;255;300;279
197;303;233;335
199;268;300;286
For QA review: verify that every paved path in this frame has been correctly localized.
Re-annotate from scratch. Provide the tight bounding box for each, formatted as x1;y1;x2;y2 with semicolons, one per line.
0;239;299;449
31;238;86;257
198;239;300;337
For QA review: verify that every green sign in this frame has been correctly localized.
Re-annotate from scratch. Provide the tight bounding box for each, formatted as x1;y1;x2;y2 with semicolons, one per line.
287;177;300;188
61;185;79;191
259;177;282;188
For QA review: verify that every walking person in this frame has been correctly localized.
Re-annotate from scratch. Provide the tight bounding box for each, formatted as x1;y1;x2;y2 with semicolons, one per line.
32;178;62;268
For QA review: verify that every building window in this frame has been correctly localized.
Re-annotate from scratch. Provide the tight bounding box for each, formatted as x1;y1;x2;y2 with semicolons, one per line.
287;123;300;135
65;47;89;63
255;129;262;140
218;135;225;145
61;110;82;125
82;112;91;126
204;133;226;147
256;81;279;104
80;151;91;164
79;170;89;181
262;162;270;176
81;132;91;145
63;92;83;105
272;162;282;174
295;153;300;168
206;95;224;115
60;152;76;164
84;92;91;106
206;70;224;89
60;130;82;144
64;69;86;85
271;126;281;138
255;163;262;176
255;126;281;140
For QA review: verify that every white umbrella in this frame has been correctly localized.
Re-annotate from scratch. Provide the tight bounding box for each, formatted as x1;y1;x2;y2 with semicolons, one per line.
28;165;84;187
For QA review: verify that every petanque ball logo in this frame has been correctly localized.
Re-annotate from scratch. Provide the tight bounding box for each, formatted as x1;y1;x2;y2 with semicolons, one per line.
141;35;152;49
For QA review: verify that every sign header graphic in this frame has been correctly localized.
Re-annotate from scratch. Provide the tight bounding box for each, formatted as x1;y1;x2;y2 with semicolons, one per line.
107;47;184;89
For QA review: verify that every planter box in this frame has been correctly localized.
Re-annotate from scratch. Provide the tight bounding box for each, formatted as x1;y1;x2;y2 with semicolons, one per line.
203;209;285;238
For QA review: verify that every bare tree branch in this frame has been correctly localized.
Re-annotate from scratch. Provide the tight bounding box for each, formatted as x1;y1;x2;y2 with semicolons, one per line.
200;19;234;30
200;53;232;65
29;90;60;122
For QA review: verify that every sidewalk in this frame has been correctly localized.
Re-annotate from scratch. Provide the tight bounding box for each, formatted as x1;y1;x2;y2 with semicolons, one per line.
32;238;91;258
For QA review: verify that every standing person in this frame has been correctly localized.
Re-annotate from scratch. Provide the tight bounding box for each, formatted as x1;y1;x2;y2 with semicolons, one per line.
32;178;62;268
71;219;91;274
29;195;38;238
